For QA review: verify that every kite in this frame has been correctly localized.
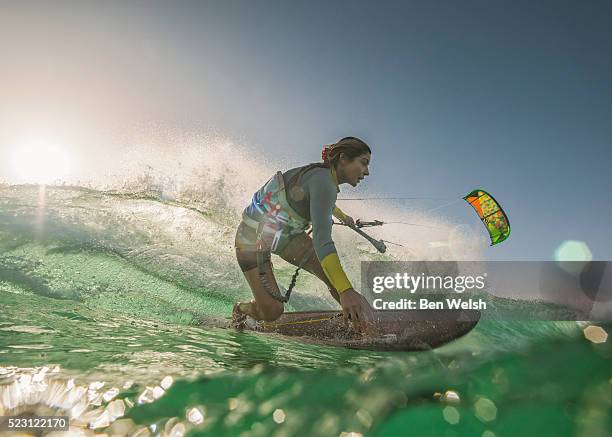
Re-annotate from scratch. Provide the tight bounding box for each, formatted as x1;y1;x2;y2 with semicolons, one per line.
464;189;510;245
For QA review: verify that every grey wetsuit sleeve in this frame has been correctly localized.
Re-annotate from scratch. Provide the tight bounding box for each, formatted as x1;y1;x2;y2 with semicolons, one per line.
303;170;338;261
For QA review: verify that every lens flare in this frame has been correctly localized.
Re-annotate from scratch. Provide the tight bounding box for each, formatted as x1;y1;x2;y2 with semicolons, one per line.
10;140;71;184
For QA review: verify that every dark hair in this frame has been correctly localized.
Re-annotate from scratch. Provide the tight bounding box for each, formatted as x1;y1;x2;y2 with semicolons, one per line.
321;137;371;169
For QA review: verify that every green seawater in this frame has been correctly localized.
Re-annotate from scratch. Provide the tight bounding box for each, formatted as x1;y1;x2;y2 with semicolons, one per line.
1;185;611;436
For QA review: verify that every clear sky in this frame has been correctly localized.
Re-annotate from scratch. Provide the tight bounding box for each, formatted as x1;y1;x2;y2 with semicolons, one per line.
1;1;611;261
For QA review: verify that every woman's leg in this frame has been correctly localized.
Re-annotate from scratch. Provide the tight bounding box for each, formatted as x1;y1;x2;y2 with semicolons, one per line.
234;222;285;323
237;263;285;321
277;233;341;304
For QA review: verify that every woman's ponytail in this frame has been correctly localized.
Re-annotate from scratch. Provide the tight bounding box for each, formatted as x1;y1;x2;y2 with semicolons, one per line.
321;137;371;168
321;143;335;166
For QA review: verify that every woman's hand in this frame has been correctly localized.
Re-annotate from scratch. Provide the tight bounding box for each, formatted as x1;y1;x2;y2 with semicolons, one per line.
339;288;374;332
342;215;356;227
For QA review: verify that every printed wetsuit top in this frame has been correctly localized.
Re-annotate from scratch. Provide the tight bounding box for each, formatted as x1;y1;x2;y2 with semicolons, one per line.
240;164;352;293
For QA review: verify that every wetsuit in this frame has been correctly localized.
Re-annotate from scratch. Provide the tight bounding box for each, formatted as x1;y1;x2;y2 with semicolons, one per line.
235;164;352;293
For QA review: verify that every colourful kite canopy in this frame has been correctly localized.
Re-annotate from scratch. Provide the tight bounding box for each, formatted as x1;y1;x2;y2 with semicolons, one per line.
464;189;510;246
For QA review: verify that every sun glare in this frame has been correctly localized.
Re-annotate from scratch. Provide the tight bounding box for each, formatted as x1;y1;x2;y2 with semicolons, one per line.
11;141;72;184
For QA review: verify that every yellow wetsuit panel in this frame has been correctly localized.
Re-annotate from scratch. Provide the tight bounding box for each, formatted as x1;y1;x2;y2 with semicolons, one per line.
320;252;352;293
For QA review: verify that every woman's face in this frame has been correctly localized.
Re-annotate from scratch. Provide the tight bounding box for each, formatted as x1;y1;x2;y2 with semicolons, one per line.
340;152;371;187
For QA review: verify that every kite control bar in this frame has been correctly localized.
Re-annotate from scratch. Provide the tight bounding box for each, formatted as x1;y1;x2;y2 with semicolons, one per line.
333;219;387;253
355;219;384;228
349;223;387;253
332;219;384;228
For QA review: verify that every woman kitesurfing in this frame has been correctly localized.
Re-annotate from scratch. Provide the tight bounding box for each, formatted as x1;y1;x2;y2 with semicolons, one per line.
233;137;374;331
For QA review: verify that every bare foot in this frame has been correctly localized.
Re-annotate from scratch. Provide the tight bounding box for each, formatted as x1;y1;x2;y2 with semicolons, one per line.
231;302;248;330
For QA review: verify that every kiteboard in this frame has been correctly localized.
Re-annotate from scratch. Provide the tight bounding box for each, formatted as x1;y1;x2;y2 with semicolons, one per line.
234;309;480;351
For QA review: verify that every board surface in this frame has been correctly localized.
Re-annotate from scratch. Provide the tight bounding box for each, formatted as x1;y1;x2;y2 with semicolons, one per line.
237;309;480;351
